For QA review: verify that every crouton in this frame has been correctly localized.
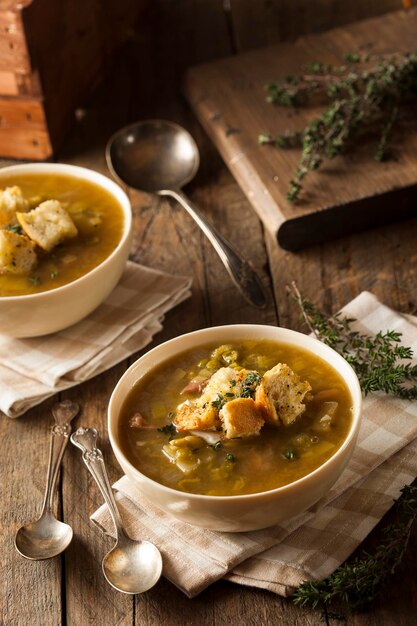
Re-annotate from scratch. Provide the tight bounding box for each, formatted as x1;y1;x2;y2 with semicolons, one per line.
174;367;262;434
255;363;312;426
0;186;29;226
17;199;78;251
0;230;37;275
220;398;264;438
198;367;254;406
173;402;221;432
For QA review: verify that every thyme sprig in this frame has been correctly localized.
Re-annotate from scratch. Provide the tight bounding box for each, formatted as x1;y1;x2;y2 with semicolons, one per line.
293;484;417;624
259;51;417;201
290;282;417;398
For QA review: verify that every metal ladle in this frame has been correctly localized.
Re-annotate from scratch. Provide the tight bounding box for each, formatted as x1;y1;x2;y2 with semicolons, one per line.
14;400;79;560
71;427;162;594
106;119;267;309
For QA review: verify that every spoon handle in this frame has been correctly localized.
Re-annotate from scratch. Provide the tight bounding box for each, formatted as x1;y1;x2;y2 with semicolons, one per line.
41;401;79;516
164;189;267;309
70;428;126;539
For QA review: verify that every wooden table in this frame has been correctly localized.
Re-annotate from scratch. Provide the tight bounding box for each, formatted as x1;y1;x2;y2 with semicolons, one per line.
1;2;417;624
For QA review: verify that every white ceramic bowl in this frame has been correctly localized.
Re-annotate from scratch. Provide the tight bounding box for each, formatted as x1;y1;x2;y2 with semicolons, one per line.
108;325;362;532
0;163;132;337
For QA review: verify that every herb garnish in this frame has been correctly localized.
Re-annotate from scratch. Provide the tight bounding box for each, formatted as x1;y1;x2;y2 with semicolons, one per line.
6;224;23;234
291;282;417;398
225;452;236;463
157;422;176;441
282;448;297;461
293;484;417;624
259;51;417;201
211;393;226;410
29;275;41;286
240;372;262;399
212;441;222;451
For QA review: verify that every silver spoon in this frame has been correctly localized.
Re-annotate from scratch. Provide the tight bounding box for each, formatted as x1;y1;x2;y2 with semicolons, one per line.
71;427;162;594
106;119;267;309
14;400;79;560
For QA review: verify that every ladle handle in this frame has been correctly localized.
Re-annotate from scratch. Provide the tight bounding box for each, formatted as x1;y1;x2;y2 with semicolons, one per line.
163;189;267;309
70;428;127;540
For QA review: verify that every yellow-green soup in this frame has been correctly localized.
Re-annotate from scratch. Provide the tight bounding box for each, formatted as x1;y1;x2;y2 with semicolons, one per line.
119;340;354;496
0;173;125;296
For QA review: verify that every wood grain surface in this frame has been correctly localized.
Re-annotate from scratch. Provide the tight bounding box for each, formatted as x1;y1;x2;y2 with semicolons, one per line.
1;2;417;625
185;9;417;250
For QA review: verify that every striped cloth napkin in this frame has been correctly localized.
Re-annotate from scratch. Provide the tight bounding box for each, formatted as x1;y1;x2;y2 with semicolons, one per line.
91;292;417;597
0;261;191;418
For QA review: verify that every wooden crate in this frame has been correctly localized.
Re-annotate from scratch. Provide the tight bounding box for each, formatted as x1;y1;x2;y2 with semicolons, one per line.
0;0;146;160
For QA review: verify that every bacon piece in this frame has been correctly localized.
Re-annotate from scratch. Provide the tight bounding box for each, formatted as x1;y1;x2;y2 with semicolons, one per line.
129;412;154;429
180;379;208;395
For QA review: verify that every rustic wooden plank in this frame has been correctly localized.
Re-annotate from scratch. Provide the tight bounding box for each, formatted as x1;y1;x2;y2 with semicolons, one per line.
185;9;417;250
0;400;62;626
228;0;414;50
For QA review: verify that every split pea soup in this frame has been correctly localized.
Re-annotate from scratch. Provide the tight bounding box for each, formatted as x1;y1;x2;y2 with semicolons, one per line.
118;339;354;497
0;173;125;296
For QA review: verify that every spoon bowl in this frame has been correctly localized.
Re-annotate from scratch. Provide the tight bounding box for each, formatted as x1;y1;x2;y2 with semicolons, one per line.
71;427;163;594
103;536;163;594
107;119;199;192
14;401;79;561
106;119;267;309
15;514;73;561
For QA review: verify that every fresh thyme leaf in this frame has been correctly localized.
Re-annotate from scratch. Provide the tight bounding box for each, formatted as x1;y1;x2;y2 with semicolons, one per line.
293;485;417;621
157;422;176;441
282;448;297;461
212;441;222;451
225;452;236;462
260;51;417;200
240;372;262;399
29;275;41;286
6;224;23;234
290;282;417;399
211;393;226;410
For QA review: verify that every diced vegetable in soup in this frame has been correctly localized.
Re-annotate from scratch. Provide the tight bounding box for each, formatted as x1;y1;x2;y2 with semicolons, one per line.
118;340;354;496
0;174;124;296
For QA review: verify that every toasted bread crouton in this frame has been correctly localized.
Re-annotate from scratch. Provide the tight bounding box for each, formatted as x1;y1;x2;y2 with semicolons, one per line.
255;363;312;426
17;200;78;251
0;186;29;226
173;402;221;432
220;398;264;438
0;230;37;274
197;367;253;406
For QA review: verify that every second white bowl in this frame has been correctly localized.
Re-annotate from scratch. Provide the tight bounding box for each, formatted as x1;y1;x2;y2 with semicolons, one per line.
0;163;132;337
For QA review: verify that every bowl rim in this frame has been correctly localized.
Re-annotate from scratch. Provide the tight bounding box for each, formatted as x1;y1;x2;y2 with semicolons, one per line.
0;162;132;301
108;324;363;502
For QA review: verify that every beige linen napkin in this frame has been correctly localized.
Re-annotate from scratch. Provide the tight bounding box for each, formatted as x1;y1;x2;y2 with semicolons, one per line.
91;292;417;597
0;261;191;418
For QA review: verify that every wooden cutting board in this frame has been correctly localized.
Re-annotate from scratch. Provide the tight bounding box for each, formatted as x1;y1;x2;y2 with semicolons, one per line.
184;9;417;250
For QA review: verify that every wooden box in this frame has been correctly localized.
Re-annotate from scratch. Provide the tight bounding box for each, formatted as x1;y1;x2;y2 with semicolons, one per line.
0;0;146;160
